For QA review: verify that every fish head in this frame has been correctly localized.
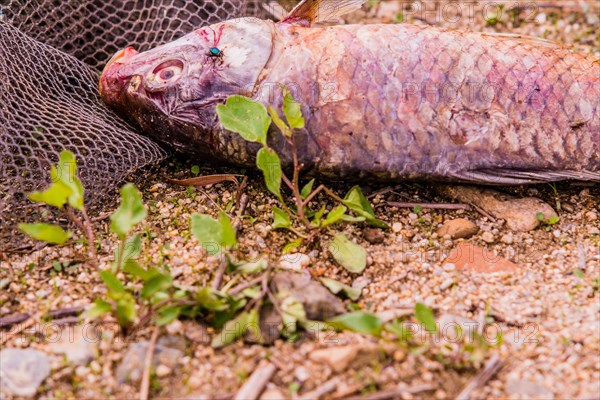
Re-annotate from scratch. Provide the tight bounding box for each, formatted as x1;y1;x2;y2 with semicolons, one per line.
99;18;275;153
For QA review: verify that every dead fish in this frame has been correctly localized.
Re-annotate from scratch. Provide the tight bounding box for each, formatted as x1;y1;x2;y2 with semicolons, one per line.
99;0;599;184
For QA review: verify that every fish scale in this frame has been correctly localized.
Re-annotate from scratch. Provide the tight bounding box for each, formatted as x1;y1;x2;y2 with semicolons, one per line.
255;22;599;183
99;0;599;184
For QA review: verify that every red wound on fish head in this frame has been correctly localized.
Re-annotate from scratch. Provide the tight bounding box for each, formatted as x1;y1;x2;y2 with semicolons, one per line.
99;46;140;105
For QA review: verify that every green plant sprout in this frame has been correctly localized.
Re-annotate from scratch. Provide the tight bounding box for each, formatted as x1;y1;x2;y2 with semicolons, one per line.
19;150;96;263
216;87;388;273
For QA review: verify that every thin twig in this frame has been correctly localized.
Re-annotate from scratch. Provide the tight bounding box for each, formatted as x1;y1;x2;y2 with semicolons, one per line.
212;255;229;291
387;202;472;211
469;203;496;221
0;313;30;328
301;184;325;206
139;325;160;400
228;276;263;296
233;360;278;400
345;384;435;400
299;377;340;400
455;354;504;400
66;207;97;266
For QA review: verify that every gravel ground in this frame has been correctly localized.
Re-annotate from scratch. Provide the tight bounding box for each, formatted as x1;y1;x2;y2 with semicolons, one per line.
1;1;599;399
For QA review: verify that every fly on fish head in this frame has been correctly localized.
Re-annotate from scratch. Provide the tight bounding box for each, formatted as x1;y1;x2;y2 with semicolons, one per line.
98;18;275;153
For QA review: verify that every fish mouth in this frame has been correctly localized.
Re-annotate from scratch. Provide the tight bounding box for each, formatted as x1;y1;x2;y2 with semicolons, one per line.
99;47;140;105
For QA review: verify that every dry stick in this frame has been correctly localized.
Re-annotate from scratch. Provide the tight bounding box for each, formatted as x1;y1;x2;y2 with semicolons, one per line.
387;202;472;211
139;325;160;400
455;354;504;400
299;377;340;400
0;313;30;328
228;276;263;296
233;361;278;400
211;255;228;291
469;203;496;222
345;384;435;400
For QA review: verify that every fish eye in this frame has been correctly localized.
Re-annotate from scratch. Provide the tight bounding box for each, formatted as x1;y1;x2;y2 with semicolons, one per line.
151;60;184;85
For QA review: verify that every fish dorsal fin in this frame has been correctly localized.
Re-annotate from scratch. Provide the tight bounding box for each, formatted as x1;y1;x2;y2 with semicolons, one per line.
480;32;562;49
283;0;366;25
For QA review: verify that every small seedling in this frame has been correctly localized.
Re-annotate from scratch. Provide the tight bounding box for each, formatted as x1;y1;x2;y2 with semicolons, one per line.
217;88;388;273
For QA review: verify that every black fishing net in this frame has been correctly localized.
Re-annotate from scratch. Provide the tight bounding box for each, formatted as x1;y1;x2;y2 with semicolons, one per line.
0;0;274;251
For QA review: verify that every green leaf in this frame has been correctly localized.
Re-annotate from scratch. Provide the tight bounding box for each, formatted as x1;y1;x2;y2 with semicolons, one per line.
311;205;327;228
320;278;361;301
328;311;382;336
191;165;200;176
256;148;282;200
19;223;71;245
110;184;147;239
27;150;84;210
279;292;307;334
216;95;271;146
211;309;257;348
28;177;72;209
268;106;292;138
56;150;84;210
191;213;223;255
235;258;268;275
123;260;152;281
282;88;305;129
321;206;348;228
100;270;126;294
83;299;112;320
283;238;303;254
156;306;182;326
115;294;137;327
196;288;229;311
343;186;389;229
415;302;437;332
300;179;315;199
385;321;414;342
273;207;291;230
140;273;173;299
190;213;235;254
218;212;237;247
328;234;367;273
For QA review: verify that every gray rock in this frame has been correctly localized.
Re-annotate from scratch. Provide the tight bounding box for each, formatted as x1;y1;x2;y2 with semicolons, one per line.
49;325;98;366
115;337;185;384
442;186;557;232
270;272;345;321
246;303;283;345
505;378;554;399
0;348;51;397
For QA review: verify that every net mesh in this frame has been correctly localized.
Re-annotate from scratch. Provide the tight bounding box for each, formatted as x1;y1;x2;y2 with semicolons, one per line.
0;0;270;251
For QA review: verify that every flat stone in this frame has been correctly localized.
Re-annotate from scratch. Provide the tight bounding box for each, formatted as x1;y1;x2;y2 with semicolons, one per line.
363;228;385;244
445;243;519;273
246;303;283;345
442;186;557;232
270;272;345;320
279;253;311;271
0;348;50;397
115;337;185;384
309;344;380;373
437;218;479;239
49;325;99;366
505;378;554;399
183;321;210;344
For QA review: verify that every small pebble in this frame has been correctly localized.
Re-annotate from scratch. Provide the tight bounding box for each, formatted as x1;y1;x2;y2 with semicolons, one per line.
482;231;495;243
155;364;172;377
392;222;403;233
500;233;514;244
